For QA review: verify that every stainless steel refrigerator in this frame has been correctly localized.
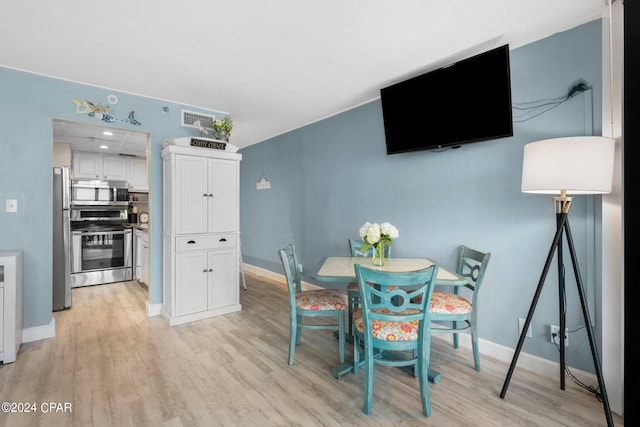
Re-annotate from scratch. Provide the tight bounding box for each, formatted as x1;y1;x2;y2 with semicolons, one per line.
52;166;72;311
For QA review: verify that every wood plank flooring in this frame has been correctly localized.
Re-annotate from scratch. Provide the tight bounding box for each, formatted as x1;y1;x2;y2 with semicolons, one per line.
0;273;624;426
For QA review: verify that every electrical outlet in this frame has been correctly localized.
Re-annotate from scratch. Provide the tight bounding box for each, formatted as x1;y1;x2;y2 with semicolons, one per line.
5;199;17;212
518;317;532;338
550;324;569;347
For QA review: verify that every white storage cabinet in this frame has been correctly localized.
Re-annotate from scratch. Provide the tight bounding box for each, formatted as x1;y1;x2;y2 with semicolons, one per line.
0;251;22;364
161;144;241;326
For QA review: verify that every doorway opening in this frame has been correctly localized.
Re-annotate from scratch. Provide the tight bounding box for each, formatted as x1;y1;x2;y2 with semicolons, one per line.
52;119;151;312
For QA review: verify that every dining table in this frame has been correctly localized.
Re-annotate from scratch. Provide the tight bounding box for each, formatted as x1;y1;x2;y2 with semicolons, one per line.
314;256;467;381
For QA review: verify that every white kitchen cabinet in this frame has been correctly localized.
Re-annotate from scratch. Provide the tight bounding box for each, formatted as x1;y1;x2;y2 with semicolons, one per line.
133;228;149;284
73;152;102;179
128;157;148;191
0;251;22;364
168;155;237;235
102;155;129;180
174;241;237;317
161;144;241;326
134;230;142;280
141;233;149;286
72;152;129;180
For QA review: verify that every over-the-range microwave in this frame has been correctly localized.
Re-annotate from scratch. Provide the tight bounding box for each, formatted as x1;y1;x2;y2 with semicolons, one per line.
71;179;129;207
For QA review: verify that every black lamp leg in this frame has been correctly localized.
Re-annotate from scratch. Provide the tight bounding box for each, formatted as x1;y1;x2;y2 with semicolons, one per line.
500;212;568;398
563;220;614;427
556;211;566;390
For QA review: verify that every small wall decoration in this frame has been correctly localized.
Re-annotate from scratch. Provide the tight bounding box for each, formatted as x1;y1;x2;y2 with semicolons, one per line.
72;98;142;126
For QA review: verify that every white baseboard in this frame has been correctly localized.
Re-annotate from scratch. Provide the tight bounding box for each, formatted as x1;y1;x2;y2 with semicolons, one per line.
243;263;321;290
434;332;597;385
243;262;597;385
147;301;162;317
22;318;56;343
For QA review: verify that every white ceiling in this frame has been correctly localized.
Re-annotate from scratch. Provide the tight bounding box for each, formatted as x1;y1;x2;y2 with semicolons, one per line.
52;119;149;157
2;1;607;151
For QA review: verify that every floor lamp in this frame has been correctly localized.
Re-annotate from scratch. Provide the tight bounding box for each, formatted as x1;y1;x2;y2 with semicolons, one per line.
499;136;616;427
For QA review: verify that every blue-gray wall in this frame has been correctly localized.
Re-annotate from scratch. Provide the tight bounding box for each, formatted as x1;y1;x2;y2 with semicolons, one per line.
239;20;604;373
0;68;224;328
0;19;605;374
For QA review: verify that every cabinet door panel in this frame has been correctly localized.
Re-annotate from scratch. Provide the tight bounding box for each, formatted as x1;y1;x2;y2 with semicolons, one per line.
208;159;237;233
141;240;149;286
102;155;128;180
73;153;101;179
175;155;208;234
175;251;208;316
129;158;148;191
208;249;237;310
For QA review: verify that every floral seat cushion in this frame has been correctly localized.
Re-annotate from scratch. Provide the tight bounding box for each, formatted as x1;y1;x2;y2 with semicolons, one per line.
296;289;347;311
353;308;420;341
429;290;472;315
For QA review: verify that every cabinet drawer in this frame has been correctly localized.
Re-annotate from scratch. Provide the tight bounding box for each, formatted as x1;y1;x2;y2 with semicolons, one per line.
176;234;236;251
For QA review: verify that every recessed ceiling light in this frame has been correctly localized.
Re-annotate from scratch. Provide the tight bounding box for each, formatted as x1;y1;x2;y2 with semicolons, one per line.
99;145;109;149
103;131;113;136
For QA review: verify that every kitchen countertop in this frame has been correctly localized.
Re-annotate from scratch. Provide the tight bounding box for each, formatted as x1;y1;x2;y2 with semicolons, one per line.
128;223;149;231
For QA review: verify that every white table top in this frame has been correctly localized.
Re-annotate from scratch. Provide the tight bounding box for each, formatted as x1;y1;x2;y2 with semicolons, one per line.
315;256;465;285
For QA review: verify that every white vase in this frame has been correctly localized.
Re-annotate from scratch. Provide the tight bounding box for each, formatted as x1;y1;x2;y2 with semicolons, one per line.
216;131;229;142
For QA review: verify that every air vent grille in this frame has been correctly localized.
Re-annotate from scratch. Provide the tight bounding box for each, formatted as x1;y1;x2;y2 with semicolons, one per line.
181;109;215;129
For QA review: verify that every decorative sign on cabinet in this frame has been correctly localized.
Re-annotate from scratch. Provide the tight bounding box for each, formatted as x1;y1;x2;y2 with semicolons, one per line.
161;144;242;326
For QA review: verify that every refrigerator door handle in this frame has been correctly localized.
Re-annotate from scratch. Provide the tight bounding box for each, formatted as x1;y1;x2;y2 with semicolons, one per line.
61;166;70;210
63;209;72;308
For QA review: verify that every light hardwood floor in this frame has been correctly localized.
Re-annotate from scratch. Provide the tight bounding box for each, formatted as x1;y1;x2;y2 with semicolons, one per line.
0;273;623;427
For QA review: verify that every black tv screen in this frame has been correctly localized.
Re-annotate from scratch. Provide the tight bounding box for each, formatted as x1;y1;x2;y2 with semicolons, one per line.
381;44;513;154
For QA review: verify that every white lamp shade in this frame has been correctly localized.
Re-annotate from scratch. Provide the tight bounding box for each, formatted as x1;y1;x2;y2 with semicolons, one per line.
521;136;615;195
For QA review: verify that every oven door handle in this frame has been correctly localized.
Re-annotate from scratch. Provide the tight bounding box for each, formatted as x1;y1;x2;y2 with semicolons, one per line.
72;230;131;236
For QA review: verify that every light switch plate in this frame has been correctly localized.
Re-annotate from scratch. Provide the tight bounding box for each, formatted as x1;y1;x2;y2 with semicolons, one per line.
6;199;17;212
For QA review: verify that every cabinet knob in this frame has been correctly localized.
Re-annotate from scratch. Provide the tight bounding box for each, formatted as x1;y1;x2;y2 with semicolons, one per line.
203;269;208;273
219;238;227;242
202;193;208;197
187;240;196;244
208;268;213;272
208;194;213;197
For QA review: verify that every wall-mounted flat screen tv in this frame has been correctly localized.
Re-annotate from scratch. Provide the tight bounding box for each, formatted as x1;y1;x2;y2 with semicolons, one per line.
381;44;513;155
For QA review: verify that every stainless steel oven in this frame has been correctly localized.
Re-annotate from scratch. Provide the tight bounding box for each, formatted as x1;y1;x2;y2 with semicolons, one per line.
71;224;133;287
70;206;128;222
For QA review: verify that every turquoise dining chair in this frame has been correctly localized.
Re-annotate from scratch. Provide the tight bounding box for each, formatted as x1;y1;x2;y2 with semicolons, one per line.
346;239;391;338
352;263;438;416
414;245;491;371
278;244;347;366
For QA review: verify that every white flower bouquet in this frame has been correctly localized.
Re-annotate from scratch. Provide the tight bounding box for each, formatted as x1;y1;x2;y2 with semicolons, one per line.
358;222;399;266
